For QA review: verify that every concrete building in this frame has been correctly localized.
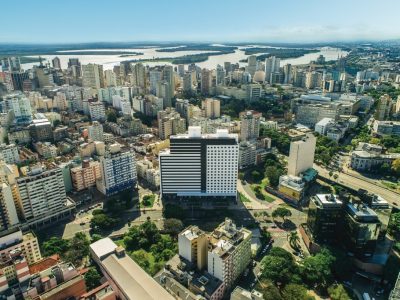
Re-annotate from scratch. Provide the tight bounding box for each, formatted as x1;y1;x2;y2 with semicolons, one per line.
239;141;257;169
97;143;137;196
0;144;19;164
178;225;209;270
201;69;212;95
287;133;316;176
29;115;53;142
208;219;252;289
375;94;392;121
2;93;33;124
314;118;335;135
372;120;400;136
231;287;263;300
89;101;106;122
71;159;101;192
240;110;261;141
82;63;104;89
350;142;400;171
157;108;186;140
278;175;305;202
88;121;104;141
90;238;174;300
160;127;239;201
202;98;221;119
264;56;280;83
245;84;264;102
0;183;19;232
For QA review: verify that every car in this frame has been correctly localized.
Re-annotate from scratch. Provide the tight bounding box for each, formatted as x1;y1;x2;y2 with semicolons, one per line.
79;222;86;226
271;225;277;228
393;202;398;206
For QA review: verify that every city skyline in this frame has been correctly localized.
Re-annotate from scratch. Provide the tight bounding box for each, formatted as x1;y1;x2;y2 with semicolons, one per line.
2;0;400;43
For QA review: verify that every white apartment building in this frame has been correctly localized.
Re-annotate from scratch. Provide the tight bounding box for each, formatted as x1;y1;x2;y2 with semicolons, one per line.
240;110;261;141
315;118;335;135
89;102;106;121
0;144;20;164
88;121;104;142
97;143;137;196
82;63;104;89
202;98;221;119
160;127;239;201
3;93;33;124
287;133;316;176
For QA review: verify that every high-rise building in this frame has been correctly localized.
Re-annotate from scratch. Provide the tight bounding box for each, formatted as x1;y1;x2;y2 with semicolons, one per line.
104;69;117;87
245;84;264;102
216;65;225;86
178;225;208;270
52;57;61;69
88;101;106;121
2;93;33;124
163;65;175;99
0;144;20;164
150;69;162;94
239;110;261;141
183;72;193;93
157;108;186;140
305;71;322;89
131;63;147;90
0;183;19;231
88;121;104;141
201;69;212;95
283;64;292;84
82;63;104;89
375;94;393;121
177;64;185;77
287;133;316;176
264;56;280;83
159;127;239;201
208;218;252;289
97;143;137;196
247;55;257;76
157;80;172;108
1;57;21;72
71;159;101;192
202;98;220;119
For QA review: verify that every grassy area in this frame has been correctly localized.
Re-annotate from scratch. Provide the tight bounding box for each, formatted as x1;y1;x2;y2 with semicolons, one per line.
141;194;156;208
381;180;400;191
239;193;250;203
251;179;275;203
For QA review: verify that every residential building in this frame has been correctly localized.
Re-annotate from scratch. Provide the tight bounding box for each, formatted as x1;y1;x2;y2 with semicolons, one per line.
29;115;53;142
240;110;261;141
2;93;33;124
163;65;175;100
372;120;400;136
71;159;101;191
88;121;104;141
159;127;239;201
238;141;257;169
0;183;19;231
97;143;137;196
90;238;174;300
375;94;392;121
287;133;316;176
82;63;105;89
157;108;186;140
202;98;221;119
231;287;263;300
157;80;172;108
264;56;280;83
208;219;252;289
0;143;19;164
178;225;209;270
201;69;212;95
150;69;162;94
89;101;106;121
278;175;305;202
350;142;400;171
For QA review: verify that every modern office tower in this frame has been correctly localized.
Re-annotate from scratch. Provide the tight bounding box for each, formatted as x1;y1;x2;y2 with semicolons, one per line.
131;62;147;89
245;83;264;102
208;218;252;289
29;115;53;142
183;72;193;93
163;65;175;99
375;94;393;121
157;108;186;140
201;68;212;95
305;71;322;89
88;121;104;141
0;183;19;231
283;63;292;84
16;165;74;224
202;98;220;119
90;238;174;300
68;58;80;68
150;69;162;94
177;64;185;77
157;80;172;108
239;110;261;141
82;63;104;89
178;225;208;270
224;62;232;75
88;101;106;121
2;93;32;124
247;55;257;76
51;57;61;69
342;202;381;257
216;65;225;86
264;56;280;83
97;143;137;196
306;194;343;243
159;127;239;201
104;69;117;87
287;133;316;176
1;57;21;72
71;159;101;191
0;144;20;164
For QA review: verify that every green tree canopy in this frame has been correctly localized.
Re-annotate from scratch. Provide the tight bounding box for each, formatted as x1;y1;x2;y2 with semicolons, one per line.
84;268;102;290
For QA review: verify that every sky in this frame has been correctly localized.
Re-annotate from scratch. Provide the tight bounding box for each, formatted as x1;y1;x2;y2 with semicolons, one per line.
1;0;400;44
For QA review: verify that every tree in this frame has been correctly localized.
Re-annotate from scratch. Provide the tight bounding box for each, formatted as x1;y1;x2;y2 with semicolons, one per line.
64;232;90;266
288;231;300;250
261;247;298;285
392;158;400;175
265;166;282;187
251;170;263;183
91;213;118;231
380;162;391;174
84;268;102;290
388;212;400;238
106;110;117;123
333;174;339;181
257;279;283;300
327;284;351;300
42;237;69;257
272;207;292;222
281;284;315;300
53;119;61;127
300;248;335;290
163;218;184;235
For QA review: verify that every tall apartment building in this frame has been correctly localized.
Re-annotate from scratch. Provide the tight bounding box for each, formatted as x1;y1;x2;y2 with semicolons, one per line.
104;69;117;87
131;63;147;90
97;143;137;196
16;165;75;226
208;219;252;289
150;69;162;94
287;133;316;176
89;101;106;121
159;127;239;201
264;56;280;83
157;108;186;140
71;159;101;191
157;80;172;108
239;110;261;141
178;225;208;271
2;93;33;124
163;65;175;100
0;144;19;164
202;98;220;119
305;71;322;89
29;115;53;142
247;55;257;76
245;84;264;102
375;94;393;121
201;69;212;95
82;63;104;89
88;121;104;141
0;183;19;231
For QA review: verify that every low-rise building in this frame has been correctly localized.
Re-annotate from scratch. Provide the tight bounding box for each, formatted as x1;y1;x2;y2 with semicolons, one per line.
372;120;400;136
350;142;400;171
278;175;305;202
230;286;263;300
0;144;19;164
71;159;101;191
